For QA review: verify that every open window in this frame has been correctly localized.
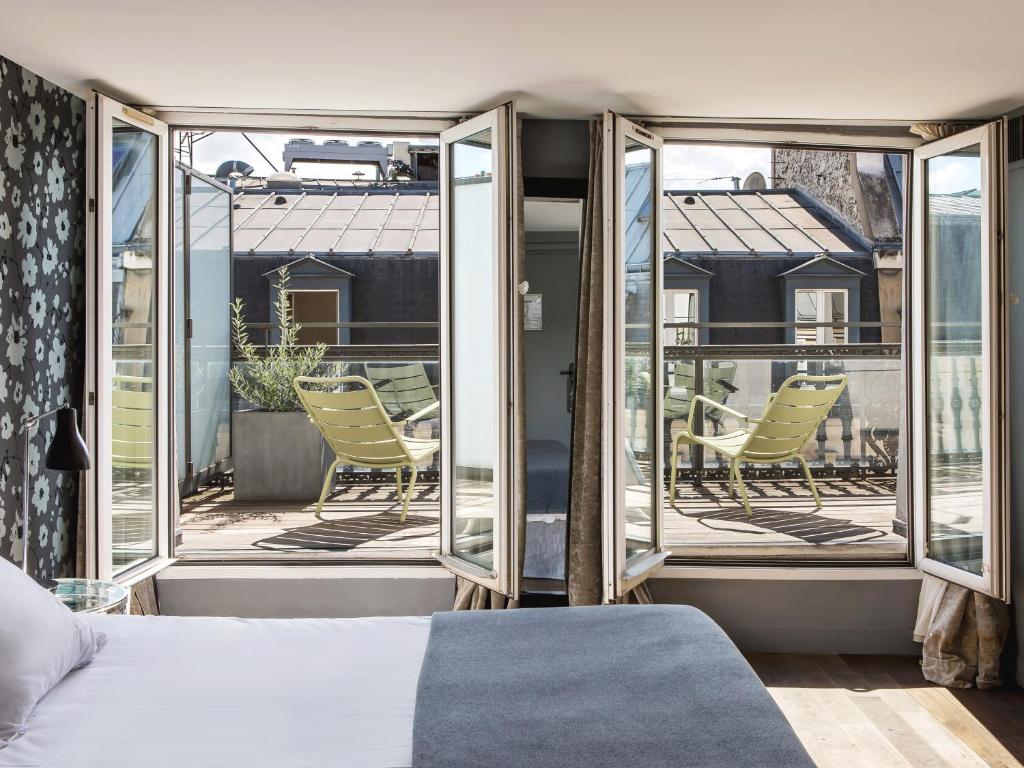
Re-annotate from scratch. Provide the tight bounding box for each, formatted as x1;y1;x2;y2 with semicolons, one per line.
86;93;172;581
602;113;669;601
912;121;1009;599
437;104;520;597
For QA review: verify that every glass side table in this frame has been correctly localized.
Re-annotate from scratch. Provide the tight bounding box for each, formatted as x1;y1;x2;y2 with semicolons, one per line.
53;578;130;615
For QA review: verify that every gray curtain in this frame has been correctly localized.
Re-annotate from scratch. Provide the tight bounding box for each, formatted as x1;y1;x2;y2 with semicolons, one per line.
914;573;1009;688
566;121;606;606
452;113;526;611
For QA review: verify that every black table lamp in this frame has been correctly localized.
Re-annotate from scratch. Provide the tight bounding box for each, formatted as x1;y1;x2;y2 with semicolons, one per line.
20;403;90;583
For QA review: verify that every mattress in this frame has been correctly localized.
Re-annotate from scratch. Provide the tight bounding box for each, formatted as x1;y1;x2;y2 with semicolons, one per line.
0;613;431;768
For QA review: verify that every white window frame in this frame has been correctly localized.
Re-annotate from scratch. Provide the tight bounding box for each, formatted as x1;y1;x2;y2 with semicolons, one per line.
911;121;1009;600
663;288;699;347
130;108;460;565
603;112;669;601
436;104;520;597
794;287;848;345
85;92;173;583
643;124;919;567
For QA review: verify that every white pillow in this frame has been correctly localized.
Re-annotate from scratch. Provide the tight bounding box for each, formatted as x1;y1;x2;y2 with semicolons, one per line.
0;557;106;746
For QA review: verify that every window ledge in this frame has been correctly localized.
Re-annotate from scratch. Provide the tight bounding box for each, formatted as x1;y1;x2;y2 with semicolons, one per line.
654;565;923;581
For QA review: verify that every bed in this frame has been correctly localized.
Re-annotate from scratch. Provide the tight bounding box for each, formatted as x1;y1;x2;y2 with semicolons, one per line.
0;606;813;768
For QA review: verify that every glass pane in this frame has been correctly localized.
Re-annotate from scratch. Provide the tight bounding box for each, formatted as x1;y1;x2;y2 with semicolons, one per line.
795;289;818;345
825;291;847;345
110;119;158;574
623;137;655;561
664;290;697;346
188;177;232;476
925;146;984;576
450;128;495;571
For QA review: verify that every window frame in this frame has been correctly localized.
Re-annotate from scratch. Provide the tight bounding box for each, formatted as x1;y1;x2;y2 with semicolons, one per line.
911;121;1009;599
793;287;849;345
85;92;174;584
603;112;669;601
436;104;520;597
137;110;459;566
648;126;917;567
663;288;700;347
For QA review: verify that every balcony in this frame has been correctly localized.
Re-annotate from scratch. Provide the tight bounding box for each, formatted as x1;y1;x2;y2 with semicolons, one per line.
172;320;934;562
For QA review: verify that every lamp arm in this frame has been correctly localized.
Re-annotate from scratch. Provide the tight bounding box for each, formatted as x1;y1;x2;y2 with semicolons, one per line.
18;402;70;434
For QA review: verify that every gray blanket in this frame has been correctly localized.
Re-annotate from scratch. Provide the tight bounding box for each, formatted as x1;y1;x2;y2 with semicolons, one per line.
412;605;813;768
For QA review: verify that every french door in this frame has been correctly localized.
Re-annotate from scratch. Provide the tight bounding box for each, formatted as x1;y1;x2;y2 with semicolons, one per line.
86;93;172;581
603;112;669;601
437;104;520;597
912;121;1008;599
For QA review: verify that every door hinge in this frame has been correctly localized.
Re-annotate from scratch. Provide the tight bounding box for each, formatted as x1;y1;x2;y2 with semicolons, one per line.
185;318;193;339
88;198;96;213
88;392;96;406
184;174;192;195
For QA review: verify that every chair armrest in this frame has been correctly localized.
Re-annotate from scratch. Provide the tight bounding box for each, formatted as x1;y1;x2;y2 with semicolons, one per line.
686;395;750;436
405;401;440;423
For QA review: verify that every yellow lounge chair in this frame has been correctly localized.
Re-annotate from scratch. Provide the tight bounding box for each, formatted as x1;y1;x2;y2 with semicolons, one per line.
293;375;440;521
679;373;848;515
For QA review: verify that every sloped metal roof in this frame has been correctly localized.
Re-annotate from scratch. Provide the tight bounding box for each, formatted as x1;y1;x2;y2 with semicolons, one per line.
661;189;871;258
233;185;439;256
927;192;982;218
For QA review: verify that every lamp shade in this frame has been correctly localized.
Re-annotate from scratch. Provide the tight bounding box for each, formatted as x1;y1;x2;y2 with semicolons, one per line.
45;406;90;471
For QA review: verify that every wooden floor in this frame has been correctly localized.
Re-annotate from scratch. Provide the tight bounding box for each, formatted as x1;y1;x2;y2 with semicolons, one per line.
177;476;903;559
748;654;1024;768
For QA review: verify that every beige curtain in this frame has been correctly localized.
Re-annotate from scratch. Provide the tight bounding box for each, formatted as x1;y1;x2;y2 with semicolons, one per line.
566;121;606;606
909;122;978;142
914;573;1009;688
451;113;527;611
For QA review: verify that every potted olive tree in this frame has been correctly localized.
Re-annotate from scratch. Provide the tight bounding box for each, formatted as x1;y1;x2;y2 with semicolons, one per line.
229;268;332;501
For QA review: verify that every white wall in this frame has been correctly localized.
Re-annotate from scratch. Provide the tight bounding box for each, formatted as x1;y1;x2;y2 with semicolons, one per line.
157;566;455;618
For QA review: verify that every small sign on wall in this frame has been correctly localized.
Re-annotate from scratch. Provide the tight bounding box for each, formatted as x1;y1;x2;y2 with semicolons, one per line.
524;294;543;331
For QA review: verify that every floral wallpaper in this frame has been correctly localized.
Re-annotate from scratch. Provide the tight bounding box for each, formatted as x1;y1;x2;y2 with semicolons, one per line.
0;56;85;580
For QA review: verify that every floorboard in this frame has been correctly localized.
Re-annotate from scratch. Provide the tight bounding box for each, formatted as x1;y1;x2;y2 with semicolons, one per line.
747;654;1024;768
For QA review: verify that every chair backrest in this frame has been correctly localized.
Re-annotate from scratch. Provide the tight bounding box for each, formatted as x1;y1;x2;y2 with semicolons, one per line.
665;360;738;420
112;375;153;469
364;362;438;419
742;374;848;460
294;376;413;465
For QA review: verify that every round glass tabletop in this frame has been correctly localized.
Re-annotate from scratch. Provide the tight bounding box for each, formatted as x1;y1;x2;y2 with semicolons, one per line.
53;578;129;614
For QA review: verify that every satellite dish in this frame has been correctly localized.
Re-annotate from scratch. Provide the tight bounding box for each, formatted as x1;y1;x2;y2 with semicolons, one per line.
742;172;767;191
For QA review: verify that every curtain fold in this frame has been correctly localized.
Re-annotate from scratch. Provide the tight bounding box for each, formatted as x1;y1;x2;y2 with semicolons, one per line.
914;573;1009;688
566;121;606;606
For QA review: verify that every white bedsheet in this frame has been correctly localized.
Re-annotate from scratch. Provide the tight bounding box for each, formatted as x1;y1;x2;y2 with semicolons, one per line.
0;613;431;768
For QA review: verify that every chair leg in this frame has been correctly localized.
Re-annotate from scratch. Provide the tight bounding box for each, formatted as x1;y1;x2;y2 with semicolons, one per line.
732;459;752;516
396;467;403;498
315;459;340;520
727;461;736;498
669;434;678;501
400;464;418;523
797;455;822;508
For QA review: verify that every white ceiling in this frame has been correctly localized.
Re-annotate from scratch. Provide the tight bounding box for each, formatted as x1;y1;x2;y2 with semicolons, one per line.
2;0;1022;121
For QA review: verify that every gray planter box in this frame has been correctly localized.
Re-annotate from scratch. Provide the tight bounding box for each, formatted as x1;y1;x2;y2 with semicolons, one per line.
232;410;331;501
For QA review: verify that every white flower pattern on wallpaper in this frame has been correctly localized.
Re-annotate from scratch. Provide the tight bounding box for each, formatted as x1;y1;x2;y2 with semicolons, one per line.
0;56;84;579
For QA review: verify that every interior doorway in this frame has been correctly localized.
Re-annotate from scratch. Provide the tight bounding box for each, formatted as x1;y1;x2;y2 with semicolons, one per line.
521;198;582;592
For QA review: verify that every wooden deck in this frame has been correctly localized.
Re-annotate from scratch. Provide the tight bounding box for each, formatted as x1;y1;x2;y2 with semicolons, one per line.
665;476;906;559
177;482;441;560
749;654;1024;768
177;476;903;560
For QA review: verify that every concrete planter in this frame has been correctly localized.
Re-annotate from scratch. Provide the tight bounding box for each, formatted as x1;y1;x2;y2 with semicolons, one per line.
232;410;330;501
